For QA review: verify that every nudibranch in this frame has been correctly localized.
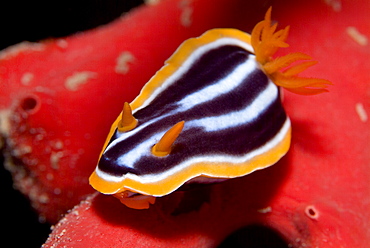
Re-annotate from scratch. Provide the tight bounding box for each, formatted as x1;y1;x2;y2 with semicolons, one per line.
89;8;331;209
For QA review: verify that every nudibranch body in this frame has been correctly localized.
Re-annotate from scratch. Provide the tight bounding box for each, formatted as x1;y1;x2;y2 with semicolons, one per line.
89;8;331;209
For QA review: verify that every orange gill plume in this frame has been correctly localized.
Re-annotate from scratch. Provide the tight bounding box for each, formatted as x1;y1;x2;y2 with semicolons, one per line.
251;7;332;95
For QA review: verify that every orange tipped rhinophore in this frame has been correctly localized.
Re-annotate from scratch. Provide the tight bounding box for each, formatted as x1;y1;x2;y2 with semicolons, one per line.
152;121;185;157
118;102;138;132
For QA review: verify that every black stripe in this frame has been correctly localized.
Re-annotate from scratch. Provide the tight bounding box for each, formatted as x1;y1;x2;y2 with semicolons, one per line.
98;44;287;177
99;94;286;176
134;45;253;120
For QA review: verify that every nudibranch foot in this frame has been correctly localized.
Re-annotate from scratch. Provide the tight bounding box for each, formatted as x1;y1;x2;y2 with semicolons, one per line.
114;191;156;209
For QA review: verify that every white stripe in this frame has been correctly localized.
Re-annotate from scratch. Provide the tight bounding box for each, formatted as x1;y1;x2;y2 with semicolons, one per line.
104;69;274;167
177;57;257;111
101;79;278;180
104;47;255;154
95;118;291;190
133;37;254;113
188;81;278;131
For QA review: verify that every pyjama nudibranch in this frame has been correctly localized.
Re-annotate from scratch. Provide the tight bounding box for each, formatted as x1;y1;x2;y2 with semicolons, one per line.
89;8;331;209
